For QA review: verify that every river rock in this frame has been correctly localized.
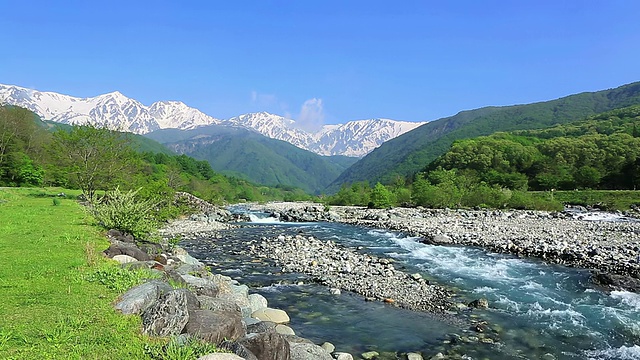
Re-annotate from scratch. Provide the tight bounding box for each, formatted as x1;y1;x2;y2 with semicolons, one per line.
220;340;260;360
276;324;296;336
142;289;190;336
112;254;138;264
184;309;246;344
468;298;489;309
333;353;353;360
181;274;223;297
320;342;335;353
251;308;290;324
407;353;423;360
248;293;269;312
240;330;291;360
104;243;150;261
199;295;241;313
361;351;379;359
198;354;245;360
114;280;171;315
289;341;333;360
247;321;277;334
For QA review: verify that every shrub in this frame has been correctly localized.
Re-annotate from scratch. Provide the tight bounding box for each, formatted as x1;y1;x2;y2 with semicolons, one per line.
89;187;160;240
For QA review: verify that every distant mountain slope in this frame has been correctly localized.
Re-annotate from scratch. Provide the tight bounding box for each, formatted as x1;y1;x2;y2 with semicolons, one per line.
0;84;424;157
328;81;640;191
145;126;348;194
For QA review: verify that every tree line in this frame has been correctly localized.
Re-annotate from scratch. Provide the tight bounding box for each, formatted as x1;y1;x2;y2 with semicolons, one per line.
325;105;640;210
0;105;311;211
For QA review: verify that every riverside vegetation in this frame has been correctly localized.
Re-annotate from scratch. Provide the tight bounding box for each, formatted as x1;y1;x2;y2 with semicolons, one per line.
0;187;221;359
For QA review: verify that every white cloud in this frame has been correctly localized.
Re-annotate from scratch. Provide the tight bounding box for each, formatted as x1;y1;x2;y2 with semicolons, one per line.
296;98;324;132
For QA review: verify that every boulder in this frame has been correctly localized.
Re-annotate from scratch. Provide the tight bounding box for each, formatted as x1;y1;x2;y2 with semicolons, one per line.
198;295;241;314
248;293;269;312
142;289;190;336
107;229;135;243
251;308;290;324
112;254;138;264
246;321;277;334
334;353;353;360
184;310;245;344
104;243;150;261
320;342;334;353
407;353;424;360
198;354;246;360
239;330;291;360
361;351;379;360
468;298;489;309
182;274;223;297
288;341;332;360
176;252;204;266
220;340;259;360
275;324;295;336
114;280;171;315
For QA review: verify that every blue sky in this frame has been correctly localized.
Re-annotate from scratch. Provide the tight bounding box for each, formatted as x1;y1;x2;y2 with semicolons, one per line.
1;1;639;125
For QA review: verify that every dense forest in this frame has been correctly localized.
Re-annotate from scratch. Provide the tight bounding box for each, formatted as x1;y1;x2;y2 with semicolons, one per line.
329;81;640;191
0;105;311;211
326;105;640;210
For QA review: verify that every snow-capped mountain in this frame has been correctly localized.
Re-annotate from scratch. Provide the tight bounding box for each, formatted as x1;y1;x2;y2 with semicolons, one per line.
0;84;220;134
0;83;426;157
226;112;425;157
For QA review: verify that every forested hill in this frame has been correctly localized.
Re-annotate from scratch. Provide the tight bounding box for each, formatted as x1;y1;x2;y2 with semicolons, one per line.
146;126;357;194
424;105;640;190
327;81;640;191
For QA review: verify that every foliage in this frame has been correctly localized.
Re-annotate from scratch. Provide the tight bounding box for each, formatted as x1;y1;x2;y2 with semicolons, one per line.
0;106;49;186
144;337;224;360
86;264;158;293
329;81;640;190
0;188;155;359
49;124;139;202
146;126;350;194
369;182;393;208
426;105;640;191
89;187;160;240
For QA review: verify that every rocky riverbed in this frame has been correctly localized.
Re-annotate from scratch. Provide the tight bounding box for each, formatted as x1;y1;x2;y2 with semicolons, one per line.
249;202;640;292
248;233;453;314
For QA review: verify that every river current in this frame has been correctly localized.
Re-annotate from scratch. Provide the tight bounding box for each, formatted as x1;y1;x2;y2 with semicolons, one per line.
180;210;640;360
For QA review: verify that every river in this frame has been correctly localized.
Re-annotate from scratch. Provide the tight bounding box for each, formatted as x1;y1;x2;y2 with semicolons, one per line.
180;210;640;360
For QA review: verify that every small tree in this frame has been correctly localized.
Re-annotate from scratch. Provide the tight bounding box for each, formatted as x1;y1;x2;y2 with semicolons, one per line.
369;182;393;209
50;124;137;202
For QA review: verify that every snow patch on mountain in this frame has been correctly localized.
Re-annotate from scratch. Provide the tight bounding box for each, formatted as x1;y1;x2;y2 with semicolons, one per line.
0;83;426;156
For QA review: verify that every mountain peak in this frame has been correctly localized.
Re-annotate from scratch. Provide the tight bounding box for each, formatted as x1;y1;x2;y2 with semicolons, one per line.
0;83;425;156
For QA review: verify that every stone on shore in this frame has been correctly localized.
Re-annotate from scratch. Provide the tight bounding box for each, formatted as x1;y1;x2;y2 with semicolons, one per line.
142;289;190;336
198;353;246;360
334;353;353;360
248;293;269;312
240;331;291;360
361;351;379;359
112;254;138;264
252;308;290;324
184;309;246;344
114;280;170;315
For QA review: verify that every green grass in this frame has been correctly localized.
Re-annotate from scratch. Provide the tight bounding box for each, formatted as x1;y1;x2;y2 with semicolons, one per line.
0;187;155;359
535;190;640;211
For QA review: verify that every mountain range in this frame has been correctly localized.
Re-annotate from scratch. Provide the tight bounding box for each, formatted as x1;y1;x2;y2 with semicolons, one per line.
0;84;424;157
327;81;640;191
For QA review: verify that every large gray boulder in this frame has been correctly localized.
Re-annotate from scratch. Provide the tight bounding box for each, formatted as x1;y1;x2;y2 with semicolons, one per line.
248;293;268;313
220;340;259;360
142;289;190;336
239;330;291;360
198;295;241;313
182;274;223;297
288;340;332;360
184;309;246;344
114;280;171;315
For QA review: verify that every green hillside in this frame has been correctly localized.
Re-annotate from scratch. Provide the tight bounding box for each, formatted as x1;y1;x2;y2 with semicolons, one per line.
328;81;640;191
43;120;173;155
146;126;348;194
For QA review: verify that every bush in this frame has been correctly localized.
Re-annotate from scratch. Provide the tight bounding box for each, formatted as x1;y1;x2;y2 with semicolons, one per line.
89;187;160;240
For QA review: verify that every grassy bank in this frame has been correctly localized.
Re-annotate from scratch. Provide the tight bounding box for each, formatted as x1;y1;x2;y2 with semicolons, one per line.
531;190;640;211
0;188;155;359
